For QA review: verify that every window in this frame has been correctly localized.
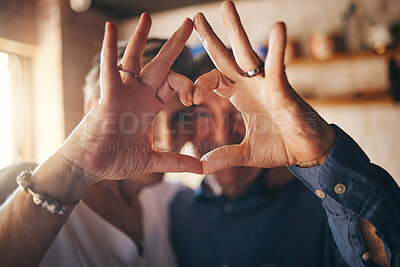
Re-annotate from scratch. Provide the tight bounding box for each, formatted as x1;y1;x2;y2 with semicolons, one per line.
0;52;13;169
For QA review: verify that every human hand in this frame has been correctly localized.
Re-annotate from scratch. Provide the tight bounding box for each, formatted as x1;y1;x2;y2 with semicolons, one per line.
60;14;202;183
193;1;336;174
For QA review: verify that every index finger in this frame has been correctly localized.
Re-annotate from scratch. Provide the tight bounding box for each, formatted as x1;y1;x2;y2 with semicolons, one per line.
140;18;193;87
193;12;242;81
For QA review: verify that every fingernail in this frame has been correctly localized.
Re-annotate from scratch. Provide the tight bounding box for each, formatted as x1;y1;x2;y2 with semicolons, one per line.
182;17;190;25
193;88;200;104
200;153;209;163
187;93;193;106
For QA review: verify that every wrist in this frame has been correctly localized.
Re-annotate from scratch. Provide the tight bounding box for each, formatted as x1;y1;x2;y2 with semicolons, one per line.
294;123;337;168
316;123;337;165
30;152;94;205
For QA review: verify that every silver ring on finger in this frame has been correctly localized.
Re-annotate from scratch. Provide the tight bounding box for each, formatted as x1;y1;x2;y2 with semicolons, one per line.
243;62;264;78
118;63;140;79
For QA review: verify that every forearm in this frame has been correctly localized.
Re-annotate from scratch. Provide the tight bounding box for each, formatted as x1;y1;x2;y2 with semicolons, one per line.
0;152;93;266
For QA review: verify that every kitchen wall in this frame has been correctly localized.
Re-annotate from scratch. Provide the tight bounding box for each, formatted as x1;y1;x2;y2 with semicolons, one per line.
120;0;400;54
316;104;400;183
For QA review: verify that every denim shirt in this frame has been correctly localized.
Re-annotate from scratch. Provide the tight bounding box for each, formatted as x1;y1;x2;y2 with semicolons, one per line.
289;125;400;266
170;125;400;267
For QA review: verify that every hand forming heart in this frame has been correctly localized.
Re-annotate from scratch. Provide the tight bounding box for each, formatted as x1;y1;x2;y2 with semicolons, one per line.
59;14;202;183
191;1;336;174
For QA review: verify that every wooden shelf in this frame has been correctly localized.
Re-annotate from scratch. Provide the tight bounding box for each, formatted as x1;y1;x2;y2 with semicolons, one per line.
287;47;400;67
283;47;400;104
307;94;394;106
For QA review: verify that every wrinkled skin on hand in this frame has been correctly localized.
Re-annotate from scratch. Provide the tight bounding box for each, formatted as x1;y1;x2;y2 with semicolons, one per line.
60;15;202;183
192;1;336;174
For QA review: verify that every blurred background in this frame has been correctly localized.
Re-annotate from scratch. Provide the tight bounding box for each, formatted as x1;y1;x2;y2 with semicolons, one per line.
0;0;399;186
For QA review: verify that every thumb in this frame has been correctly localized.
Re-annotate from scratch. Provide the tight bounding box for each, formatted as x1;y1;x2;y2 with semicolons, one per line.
200;144;244;174
150;151;203;174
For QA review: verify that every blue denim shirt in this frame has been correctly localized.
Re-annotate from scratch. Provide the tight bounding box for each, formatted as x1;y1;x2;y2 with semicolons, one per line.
170;125;400;266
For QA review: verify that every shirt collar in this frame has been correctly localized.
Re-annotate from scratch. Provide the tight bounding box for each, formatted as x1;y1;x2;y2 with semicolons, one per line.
194;169;269;204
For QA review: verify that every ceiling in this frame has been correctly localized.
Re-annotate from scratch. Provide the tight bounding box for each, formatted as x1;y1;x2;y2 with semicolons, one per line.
91;0;221;18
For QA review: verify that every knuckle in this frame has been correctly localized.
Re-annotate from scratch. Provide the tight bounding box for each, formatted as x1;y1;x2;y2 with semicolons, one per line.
181;79;192;92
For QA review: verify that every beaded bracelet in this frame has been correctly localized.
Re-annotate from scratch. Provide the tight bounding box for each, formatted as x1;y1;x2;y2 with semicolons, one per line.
16;170;80;215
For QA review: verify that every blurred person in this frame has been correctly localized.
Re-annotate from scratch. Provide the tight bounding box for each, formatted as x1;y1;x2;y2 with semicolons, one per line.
167;2;398;267
39;38;193;267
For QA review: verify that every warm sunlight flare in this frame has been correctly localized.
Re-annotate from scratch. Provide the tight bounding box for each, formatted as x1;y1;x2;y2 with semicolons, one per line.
0;51;13;170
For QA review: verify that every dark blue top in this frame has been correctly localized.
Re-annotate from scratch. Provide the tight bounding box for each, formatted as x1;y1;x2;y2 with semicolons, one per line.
169;125;400;267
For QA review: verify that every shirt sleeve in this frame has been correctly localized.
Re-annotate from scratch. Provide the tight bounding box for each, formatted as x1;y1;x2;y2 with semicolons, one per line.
288;124;400;267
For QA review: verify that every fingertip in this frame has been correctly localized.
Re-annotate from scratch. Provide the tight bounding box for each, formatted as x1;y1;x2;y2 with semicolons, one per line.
265;21;287;74
182;155;203;174
199;153;208;163
167;72;194;107
199;155;215;175
221;0;232;6
184;17;193;27
101;21;118;59
193;12;206;31
177;17;194;41
104;21;117;36
272;22;286;36
192;88;200;104
193;12;205;23
105;21;113;28
140;12;151;21
192;88;203;105
221;0;235;13
187;93;193;106
138;13;152;31
106;21;118;36
180;95;190;107
180;17;192;29
271;21;287;41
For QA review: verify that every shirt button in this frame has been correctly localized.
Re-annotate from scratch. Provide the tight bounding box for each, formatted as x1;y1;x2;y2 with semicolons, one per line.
315;189;326;199
362;251;372;261
334;183;346;194
224;204;233;213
